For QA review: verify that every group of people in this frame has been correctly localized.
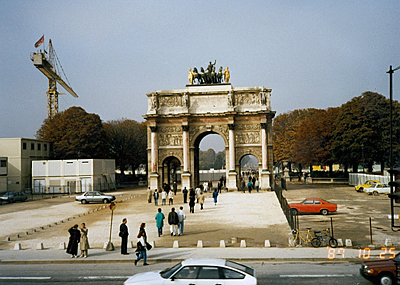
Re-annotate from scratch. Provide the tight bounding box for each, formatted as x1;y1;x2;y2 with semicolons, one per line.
66;223;89;258
240;175;259;193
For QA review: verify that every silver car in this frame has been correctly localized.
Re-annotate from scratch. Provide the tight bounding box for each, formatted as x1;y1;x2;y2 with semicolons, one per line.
124;258;257;285
0;191;28;204
75;191;115;204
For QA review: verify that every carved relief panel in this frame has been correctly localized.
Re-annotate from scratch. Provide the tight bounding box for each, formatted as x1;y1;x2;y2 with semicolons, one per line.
158;126;183;146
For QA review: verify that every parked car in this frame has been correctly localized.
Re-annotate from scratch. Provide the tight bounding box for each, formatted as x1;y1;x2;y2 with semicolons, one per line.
360;252;399;285
75;191;115;204
124;258;257;285
289;198;337;215
0;191;28;204
355;180;381;192
364;183;391;195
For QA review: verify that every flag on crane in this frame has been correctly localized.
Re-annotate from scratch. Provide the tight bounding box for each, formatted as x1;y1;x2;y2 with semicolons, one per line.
34;35;44;48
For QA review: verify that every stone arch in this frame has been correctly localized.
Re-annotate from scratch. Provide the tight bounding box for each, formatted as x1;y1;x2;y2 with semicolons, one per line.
144;83;275;191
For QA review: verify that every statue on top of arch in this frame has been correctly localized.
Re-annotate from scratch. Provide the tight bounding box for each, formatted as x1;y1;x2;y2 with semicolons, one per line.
188;60;230;85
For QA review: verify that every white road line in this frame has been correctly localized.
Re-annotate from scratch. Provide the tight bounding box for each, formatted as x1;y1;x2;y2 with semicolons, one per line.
280;274;354;278
0;277;52;280
79;276;131;279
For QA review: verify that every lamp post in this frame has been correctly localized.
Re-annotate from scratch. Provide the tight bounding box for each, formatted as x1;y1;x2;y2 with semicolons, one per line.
387;65;400;231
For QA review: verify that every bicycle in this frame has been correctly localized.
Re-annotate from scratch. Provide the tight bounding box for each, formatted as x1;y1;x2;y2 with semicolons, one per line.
311;228;338;248
292;228;315;246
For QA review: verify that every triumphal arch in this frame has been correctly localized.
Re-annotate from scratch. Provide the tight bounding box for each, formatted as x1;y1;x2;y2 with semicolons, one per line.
144;63;275;191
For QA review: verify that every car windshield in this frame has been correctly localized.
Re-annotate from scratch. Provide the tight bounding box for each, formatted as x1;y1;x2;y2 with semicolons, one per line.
226;260;255;277
160;262;182;278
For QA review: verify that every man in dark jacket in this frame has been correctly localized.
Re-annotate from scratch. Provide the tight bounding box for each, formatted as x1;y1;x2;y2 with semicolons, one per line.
119;218;129;255
66;224;81;258
168;208;179;236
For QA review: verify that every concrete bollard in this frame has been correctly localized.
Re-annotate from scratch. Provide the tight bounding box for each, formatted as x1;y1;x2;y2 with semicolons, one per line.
240;240;246;248
345;239;352;247
150;241;155;248
197;240;203;248
103;242;108;249
14;243;21;250
5;236;10;241
36;243;44;250
59;242;66;250
173;240;179;248
264;240;271;247
15;234;20;238
337;239;343;247
231;237;237;244
131;241;136;248
220;240;226;248
385;239;393;247
25;231;29;235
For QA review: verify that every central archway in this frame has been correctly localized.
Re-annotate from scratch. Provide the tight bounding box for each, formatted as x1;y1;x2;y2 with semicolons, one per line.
144;83;275;191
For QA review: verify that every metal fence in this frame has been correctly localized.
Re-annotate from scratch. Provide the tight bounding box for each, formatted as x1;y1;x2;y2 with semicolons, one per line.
348;173;389;186
274;181;297;230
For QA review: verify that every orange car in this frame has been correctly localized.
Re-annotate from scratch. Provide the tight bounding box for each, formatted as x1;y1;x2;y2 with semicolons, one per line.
289;198;337;215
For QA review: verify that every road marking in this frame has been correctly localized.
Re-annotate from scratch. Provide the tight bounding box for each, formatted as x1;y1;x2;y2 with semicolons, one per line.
280;274;354;278
0;277;52;280
79;276;131;279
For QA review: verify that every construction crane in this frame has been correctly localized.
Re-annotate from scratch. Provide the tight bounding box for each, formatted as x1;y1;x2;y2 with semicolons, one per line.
31;39;78;119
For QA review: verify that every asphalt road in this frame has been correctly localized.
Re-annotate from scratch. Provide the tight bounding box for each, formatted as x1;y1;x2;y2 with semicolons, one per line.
0;262;372;284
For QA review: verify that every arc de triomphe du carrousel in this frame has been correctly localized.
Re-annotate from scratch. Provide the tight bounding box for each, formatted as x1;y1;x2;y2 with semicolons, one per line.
144;61;275;191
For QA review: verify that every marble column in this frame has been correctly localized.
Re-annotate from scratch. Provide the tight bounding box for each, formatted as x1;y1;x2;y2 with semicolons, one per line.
227;123;237;190
149;126;159;190
181;125;191;189
260;122;271;190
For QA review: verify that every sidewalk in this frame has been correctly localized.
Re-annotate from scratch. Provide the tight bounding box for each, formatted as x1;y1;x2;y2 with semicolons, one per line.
0;247;383;264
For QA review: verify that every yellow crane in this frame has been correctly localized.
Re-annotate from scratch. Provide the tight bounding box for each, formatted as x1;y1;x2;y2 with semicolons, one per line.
31;39;78;119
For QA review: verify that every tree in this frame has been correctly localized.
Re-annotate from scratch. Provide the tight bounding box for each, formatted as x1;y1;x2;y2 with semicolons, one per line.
36;107;106;159
294;108;340;173
331;92;400;172
103;119;147;178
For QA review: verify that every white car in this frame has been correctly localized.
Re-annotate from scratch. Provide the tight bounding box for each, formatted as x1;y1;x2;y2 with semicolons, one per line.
124;258;257;285
75;191;116;204
364;183;391;195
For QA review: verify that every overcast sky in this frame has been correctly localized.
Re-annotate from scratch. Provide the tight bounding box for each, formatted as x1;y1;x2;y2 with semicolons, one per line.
0;0;399;152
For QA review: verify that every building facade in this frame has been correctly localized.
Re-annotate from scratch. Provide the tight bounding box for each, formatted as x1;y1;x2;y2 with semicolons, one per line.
0;138;51;193
32;159;116;194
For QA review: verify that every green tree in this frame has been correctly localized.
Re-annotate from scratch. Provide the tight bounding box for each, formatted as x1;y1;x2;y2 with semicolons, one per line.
36;107;106;159
103;119;147;177
331;92;400;172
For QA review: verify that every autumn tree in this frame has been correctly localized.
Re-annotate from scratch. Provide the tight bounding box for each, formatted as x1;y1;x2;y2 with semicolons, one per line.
273;108;318;170
36;107;106;159
199;149;226;170
331;92;400;172
103;119;147;178
294;107;340;173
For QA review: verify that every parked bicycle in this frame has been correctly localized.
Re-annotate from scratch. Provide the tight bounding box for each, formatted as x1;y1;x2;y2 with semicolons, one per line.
311;228;338;248
292;228;315;246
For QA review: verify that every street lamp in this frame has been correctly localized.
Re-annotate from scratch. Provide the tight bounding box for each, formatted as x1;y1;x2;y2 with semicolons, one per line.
387;65;400;231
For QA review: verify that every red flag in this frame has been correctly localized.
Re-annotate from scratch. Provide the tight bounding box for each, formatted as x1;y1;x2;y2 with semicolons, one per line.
34;35;44;48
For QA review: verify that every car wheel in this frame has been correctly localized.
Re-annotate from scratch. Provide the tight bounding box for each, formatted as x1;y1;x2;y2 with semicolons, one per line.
359;187;364;192
81;200;88;204
291;208;298;215
373;191;379;196
103;199;109;204
328;238;338;248
311;237;321;248
320;209;329;215
9;199;14;203
379;273;393;285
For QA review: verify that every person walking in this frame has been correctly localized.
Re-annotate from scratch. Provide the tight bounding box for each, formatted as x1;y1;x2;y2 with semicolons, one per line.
189;189;196;213
168;190;174;205
177;206;186;235
168;207;179;236
134;223;149;266
161;189;167;205
198;192;205;210
247;180;253;193
153;189;159;206
79;223;89;258
255;178;259;192
212;189;219;206
147;187;153;203
66;224;80;258
119;218;129;255
182;187;188;203
155;208;165;237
